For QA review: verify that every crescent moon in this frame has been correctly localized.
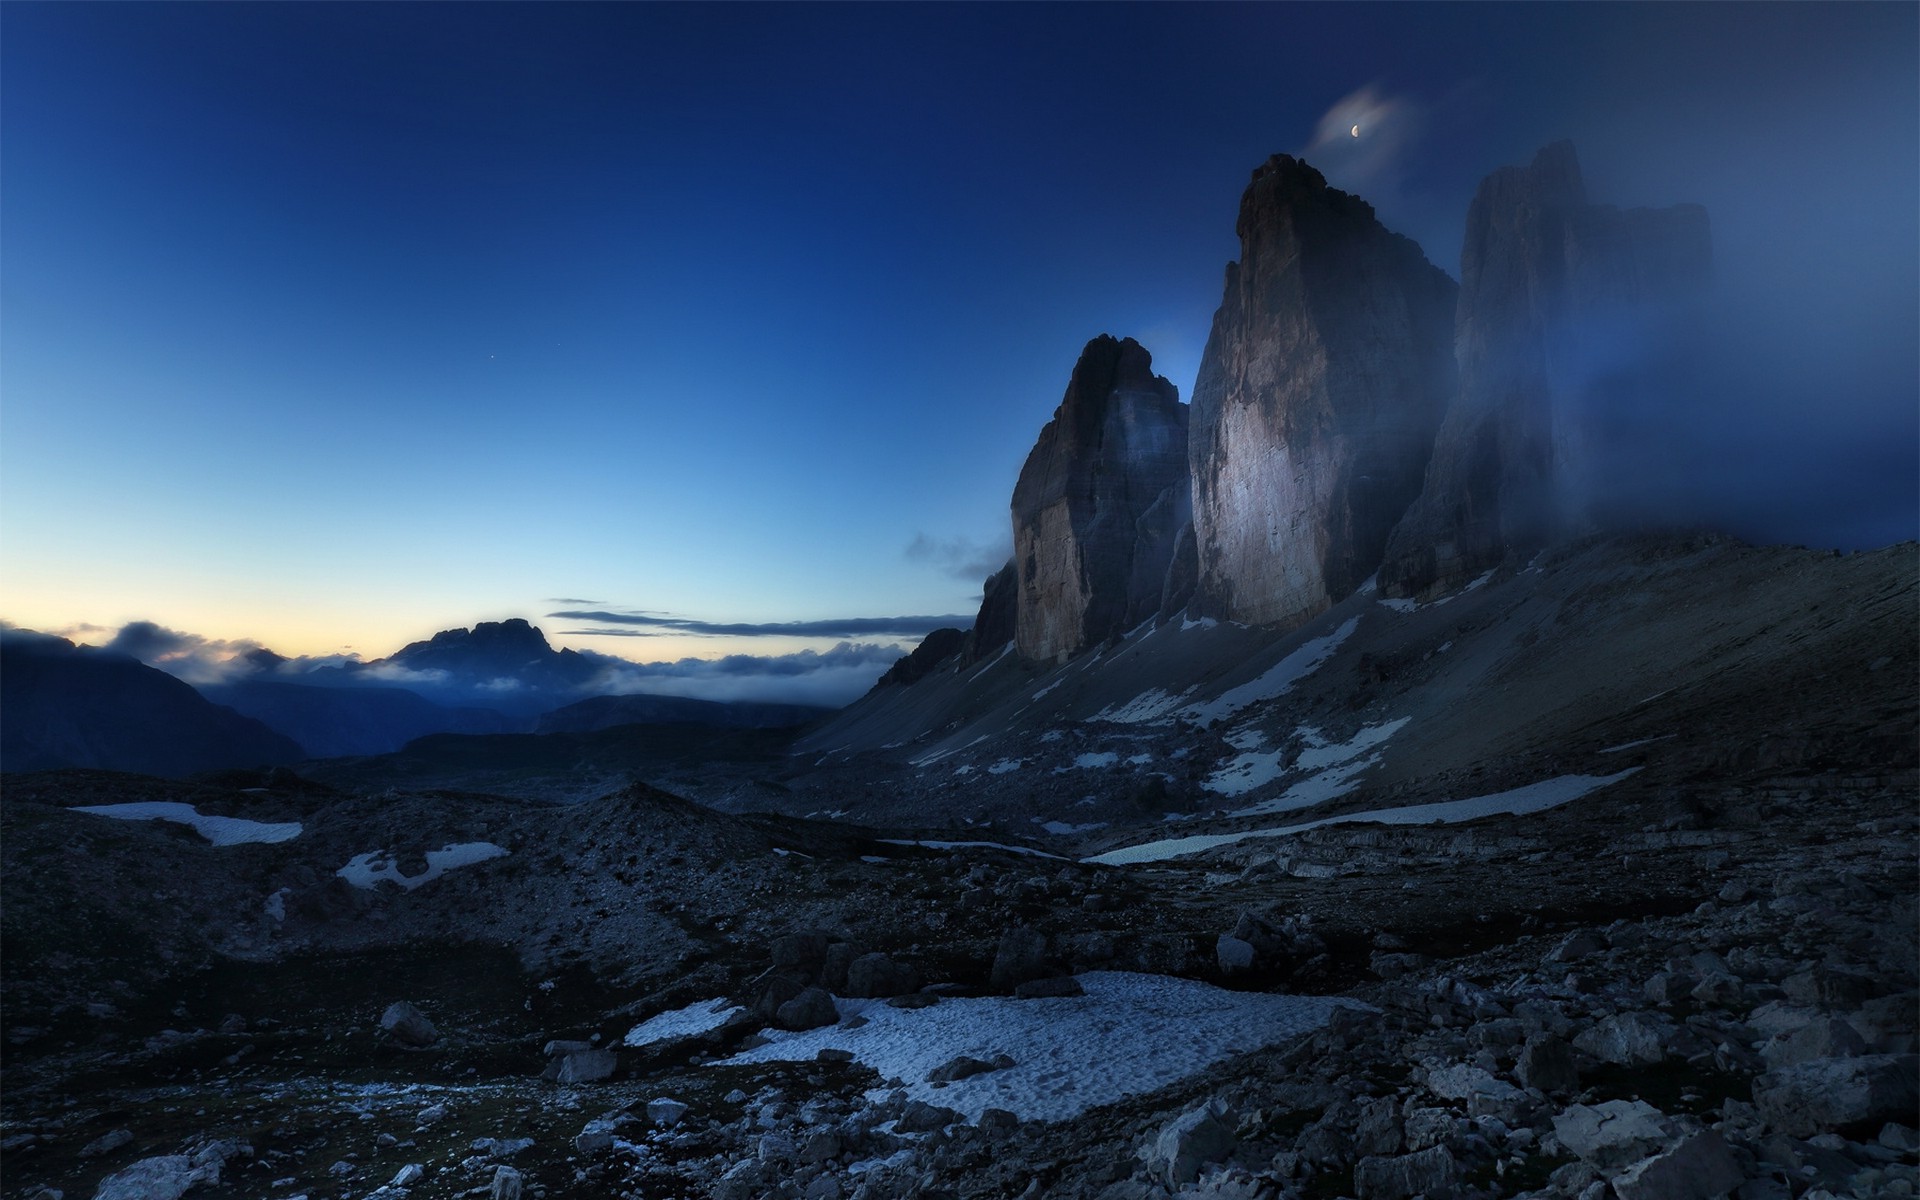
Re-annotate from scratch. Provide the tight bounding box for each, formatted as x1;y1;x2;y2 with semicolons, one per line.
1351;124;1360;137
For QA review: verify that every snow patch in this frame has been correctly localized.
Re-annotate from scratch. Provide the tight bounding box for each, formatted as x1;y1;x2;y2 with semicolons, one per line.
625;998;745;1048
878;838;1068;861
1179;617;1358;726
1377;597;1417;614
71;801;303;846
336;843;510;891
719;972;1363;1122
987;759;1024;775
1073;752;1119;769
1599;734;1675;754
1089;769;1642;866
1095;687;1191;726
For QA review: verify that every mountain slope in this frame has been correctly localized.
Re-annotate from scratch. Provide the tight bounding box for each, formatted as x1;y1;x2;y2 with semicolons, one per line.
1;631;305;775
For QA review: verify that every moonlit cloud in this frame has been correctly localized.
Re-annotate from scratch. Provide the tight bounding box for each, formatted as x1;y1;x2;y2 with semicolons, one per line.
1302;83;1426;195
97;621;276;686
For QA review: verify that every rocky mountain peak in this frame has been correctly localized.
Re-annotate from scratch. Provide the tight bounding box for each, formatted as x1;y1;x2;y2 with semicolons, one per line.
1189;154;1458;629
1011;335;1190;663
1380;140;1711;598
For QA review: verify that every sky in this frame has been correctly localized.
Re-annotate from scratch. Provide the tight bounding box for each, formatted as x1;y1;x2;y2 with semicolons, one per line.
3;3;1914;698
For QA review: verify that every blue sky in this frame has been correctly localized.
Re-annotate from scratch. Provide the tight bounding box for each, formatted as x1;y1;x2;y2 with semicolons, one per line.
3;3;1914;686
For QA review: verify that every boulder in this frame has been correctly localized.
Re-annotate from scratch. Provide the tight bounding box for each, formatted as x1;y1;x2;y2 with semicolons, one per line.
895;1101;961;1134
990;927;1050;991
1515;1034;1581;1094
1353;1145;1461;1200
1146;1102;1237;1186
774;988;839;1032
553;1049;617;1084
1573;1011;1671;1066
646;1098;688;1127
379;1001;438;1047
1014;975;1084;999
489;1166;523;1200
844;953;918;999
1752;1054;1920;1137
1189;154;1457;628
1761;1017;1869;1069
1610;1131;1743;1200
1552;1100;1675;1170
92;1155;221;1200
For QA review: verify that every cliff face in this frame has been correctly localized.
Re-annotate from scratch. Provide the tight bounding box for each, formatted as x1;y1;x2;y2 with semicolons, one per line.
1189;156;1458;629
1011;336;1189;663
1380;141;1710;597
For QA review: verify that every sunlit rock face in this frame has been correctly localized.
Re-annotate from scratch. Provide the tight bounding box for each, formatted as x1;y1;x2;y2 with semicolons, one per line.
1380;141;1711;598
1012;336;1189;664
1189;155;1458;629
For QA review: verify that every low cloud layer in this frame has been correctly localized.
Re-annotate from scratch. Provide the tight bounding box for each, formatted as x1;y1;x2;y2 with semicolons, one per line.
582;641;906;707
548;609;970;640
51;618;913;710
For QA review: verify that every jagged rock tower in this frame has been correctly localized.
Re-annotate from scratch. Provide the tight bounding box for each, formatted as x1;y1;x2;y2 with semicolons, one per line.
1379;141;1711;598
1189;155;1459;629
1011;335;1189;663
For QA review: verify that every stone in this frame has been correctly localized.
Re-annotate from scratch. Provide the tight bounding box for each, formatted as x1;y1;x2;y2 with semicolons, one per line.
1427;1064;1528;1108
775;988;839;1032
573;1125;615;1154
1011;335;1189;662
844;953;918;999
554;1049;617;1084
1515;1034;1581;1094
895;1101;960;1134
390;1164;424;1187
1146;1102;1237;1186
92;1156;220;1200
79;1129;134;1158
1782;966;1884;1009
1752;1054;1920;1137
1216;935;1256;972
770;931;831;970
1353;1145;1462;1200
1014;975;1085;999
1573;1012;1671;1066
928;1055;1003;1082
1761;1018;1869;1068
489;1166;523;1200
1611;1131;1743;1200
800;1129;841;1165
646;1098;688;1127
541;1039;593;1058
379;1001;438;1047
990;927;1050;991
1353;1097;1405;1158
1380;141;1711;597
978;1109;1020;1138
1189;154;1457;628
1548;931;1608;962
1552;1100;1675;1170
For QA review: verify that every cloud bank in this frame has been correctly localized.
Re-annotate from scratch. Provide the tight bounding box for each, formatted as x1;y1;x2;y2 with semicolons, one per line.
548;609;969;640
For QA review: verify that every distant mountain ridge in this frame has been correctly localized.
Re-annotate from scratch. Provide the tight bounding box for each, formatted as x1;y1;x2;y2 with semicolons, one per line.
0;629;303;776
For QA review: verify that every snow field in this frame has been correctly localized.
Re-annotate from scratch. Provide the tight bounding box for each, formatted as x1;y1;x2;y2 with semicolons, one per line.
71;801;303;846
1178;617;1359;725
336;842;510;891
719;972;1365;1123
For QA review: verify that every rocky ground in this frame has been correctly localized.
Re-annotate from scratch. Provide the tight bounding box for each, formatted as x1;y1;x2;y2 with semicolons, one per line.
2;749;1914;1200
